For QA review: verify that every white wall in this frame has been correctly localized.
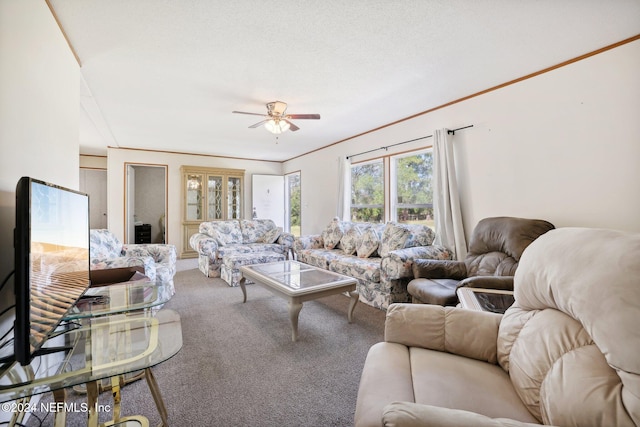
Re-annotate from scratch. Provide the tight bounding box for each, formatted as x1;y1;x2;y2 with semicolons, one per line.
284;39;640;237
0;1;79;295
106;148;282;255
0;0;79;419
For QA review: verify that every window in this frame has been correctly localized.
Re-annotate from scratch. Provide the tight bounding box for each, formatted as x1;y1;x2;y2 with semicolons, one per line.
350;160;384;223
348;149;434;229
285;171;301;236
391;150;434;228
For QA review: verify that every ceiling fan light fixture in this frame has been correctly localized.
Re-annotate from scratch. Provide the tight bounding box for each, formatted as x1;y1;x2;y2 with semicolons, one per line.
233;101;320;133
265;118;289;134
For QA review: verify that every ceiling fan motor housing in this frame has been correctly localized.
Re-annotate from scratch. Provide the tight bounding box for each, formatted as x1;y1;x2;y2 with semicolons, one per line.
267;101;288;116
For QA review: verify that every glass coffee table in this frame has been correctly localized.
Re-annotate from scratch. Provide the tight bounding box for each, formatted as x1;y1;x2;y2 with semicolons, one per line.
239;260;359;341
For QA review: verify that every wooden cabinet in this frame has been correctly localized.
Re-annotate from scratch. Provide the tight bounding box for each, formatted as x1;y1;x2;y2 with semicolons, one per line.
180;166;245;258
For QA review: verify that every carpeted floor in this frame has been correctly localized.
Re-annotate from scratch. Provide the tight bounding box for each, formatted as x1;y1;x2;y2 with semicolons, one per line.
26;260;386;426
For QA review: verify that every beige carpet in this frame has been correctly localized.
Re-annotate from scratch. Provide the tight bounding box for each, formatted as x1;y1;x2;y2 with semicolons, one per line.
27;260;386;426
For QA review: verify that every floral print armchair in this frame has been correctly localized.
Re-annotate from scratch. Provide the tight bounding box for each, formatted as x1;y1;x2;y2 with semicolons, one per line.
89;229;177;298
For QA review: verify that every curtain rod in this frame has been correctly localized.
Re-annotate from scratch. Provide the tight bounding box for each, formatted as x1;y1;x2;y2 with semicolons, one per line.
346;124;473;160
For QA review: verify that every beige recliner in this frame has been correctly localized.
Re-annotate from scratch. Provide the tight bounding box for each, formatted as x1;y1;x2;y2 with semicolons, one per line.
354;227;640;427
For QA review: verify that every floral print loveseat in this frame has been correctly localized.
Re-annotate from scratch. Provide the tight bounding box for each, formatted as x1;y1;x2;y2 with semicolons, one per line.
189;219;295;279
89;229;177;299
293;218;452;310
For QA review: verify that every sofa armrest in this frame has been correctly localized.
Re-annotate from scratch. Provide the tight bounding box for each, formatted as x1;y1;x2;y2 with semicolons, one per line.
293;234;324;253
459;276;514;291
412;259;467;279
381;245;453;280
382;402;547;427
384;303;501;364
277;232;296;249
122;243;177;265
189;233;219;256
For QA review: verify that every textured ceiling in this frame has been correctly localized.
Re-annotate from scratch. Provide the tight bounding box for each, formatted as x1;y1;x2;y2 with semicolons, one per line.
49;0;640;161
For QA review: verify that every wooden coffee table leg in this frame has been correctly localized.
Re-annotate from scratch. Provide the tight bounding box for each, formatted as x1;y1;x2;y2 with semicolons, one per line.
288;300;303;341
239;277;247;303
348;291;359;323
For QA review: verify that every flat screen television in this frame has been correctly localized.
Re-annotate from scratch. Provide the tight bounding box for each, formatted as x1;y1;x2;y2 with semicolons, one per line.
13;177;91;365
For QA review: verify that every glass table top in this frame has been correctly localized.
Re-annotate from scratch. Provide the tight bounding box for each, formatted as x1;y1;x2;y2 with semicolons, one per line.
64;280;172;320
0;309;182;403
243;260;356;291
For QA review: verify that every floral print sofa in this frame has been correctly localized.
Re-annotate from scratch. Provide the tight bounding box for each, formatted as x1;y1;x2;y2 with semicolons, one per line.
89;229;177;299
293;218;452;310
189;219;295;279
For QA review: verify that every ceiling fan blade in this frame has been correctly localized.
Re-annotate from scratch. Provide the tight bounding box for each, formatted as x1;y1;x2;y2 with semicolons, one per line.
249;120;268;128
232;111;268;117
286;114;320;120
284;119;300;132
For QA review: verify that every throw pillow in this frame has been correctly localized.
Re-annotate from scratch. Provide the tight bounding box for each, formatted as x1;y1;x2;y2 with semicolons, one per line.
378;222;411;257
403;224;436;248
321;217;347;249
340;224;369;255
357;227;381;258
259;227;282;244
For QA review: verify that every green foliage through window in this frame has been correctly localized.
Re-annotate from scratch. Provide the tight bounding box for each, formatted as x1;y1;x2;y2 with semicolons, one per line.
348;150;434;229
286;172;301;236
395;151;433;228
350;161;383;223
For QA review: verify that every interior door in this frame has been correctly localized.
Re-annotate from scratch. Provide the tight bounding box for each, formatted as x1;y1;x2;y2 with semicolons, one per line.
79;169;108;229
252;174;285;228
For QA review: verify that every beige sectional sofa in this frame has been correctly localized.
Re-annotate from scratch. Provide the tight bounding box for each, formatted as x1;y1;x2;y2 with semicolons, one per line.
293;218;452;309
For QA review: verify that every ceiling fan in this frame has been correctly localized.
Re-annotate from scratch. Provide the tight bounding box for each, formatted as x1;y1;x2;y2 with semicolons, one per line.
232;101;320;134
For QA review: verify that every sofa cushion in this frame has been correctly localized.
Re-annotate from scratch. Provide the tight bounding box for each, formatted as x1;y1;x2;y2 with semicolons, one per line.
220;251;286;287
382;403;541;427
379;223;411;257
217;243;285;259
298;248;344;270
357;227;382;258
340;224;370;255
410;348;538;422
199;220;242;246
403;223;436;248
241;219;278;243
379;222;437;257
330;256;381;283
257;226;282;244
322;217;349;249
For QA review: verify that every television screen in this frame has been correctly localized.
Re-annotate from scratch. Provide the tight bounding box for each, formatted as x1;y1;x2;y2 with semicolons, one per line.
14;177;90;365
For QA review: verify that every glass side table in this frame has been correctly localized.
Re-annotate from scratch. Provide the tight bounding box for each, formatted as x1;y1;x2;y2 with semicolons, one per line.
65;280;172;320
0;281;181;427
64;279;177;426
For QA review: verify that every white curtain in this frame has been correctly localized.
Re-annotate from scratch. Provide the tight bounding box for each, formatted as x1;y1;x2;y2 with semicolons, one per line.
337;156;351;220
433;129;467;260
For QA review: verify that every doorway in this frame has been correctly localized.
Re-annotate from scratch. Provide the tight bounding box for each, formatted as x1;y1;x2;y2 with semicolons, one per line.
125;163;168;244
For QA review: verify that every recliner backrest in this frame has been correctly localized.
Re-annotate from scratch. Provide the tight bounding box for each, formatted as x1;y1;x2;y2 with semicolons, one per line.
497;228;640;426
464;217;555;277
